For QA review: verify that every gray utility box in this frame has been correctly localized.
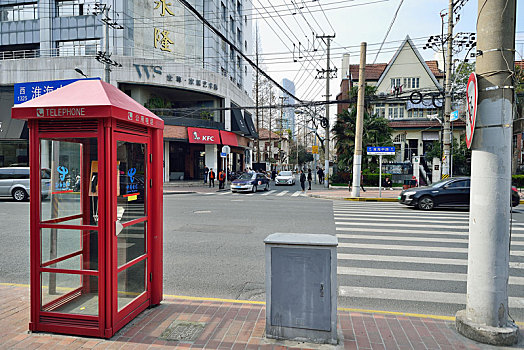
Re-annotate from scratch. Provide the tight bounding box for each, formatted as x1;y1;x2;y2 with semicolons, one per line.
264;233;338;345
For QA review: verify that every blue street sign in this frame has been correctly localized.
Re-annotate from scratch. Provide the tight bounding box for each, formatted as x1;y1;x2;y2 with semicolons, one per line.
220;152;227;157
450;110;459;122
14;78;100;104
367;146;396;154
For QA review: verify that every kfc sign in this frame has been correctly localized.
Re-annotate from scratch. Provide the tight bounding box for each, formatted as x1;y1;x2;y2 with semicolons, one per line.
187;127;220;144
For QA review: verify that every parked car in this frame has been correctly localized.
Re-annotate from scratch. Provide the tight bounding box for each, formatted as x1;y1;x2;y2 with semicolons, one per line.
275;170;296;186
231;172;270;193
399;177;520;210
0;167;51;201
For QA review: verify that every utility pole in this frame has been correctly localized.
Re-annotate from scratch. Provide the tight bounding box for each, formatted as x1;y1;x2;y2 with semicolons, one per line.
455;0;518;346
255;26;260;163
316;34;336;188
442;0;454;178
104;6;110;83
279;96;287;170
93;3;122;84
351;42;366;197
269;86;273;169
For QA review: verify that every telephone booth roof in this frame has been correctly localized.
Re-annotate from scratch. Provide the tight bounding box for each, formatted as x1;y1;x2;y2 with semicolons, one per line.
11;79;164;129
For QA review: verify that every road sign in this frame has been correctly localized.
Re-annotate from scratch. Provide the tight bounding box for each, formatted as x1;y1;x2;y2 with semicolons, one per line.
14;78;99;104
220;152;227;157
221;145;231;154
312;145;319;154
465;72;478;149
366;146;395;155
450;110;459;122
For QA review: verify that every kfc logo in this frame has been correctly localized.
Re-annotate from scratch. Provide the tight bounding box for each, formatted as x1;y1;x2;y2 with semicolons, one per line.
193;131;200;140
202;135;214;141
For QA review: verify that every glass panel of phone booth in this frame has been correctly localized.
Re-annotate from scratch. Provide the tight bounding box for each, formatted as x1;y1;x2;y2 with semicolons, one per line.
115;140;148;312
39;139;100;317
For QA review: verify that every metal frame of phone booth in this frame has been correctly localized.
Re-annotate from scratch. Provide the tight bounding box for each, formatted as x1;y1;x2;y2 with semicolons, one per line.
12;80;164;338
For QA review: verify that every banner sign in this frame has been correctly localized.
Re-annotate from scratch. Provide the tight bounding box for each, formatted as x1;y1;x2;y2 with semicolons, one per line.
14;78;100;104
367;146;396;155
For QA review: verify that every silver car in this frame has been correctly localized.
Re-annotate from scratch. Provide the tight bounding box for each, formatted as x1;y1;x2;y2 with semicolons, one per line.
0;167;51;201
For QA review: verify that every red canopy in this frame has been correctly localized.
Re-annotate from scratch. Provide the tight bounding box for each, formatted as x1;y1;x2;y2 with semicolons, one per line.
11;79;164;129
219;130;238;146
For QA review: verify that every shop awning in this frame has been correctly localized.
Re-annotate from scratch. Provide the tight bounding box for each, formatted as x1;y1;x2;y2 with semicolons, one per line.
220;130;238;146
187;127;220;144
243;111;258;138
231;108;249;134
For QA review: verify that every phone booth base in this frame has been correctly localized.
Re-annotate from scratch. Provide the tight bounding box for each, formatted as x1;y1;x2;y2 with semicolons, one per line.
12;80;164;338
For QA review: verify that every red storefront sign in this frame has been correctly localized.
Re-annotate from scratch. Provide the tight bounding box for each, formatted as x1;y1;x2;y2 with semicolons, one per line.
219;130;238;146
187;127;220;144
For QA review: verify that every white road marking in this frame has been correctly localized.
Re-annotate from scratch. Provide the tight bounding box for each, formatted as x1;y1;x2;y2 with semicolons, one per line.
261;190;276;196
336;227;468;235
337;266;524;285
291;191;302;197
276;191;288;197
334;216;468;224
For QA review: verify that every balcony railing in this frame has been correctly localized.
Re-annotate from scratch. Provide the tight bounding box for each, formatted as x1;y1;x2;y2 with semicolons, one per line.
0;47;98;60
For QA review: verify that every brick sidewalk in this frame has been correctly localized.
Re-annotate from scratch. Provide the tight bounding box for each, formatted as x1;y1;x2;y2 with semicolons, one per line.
1;284;519;349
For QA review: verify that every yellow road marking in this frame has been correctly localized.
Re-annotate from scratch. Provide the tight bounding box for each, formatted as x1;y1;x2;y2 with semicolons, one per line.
3;283;523;326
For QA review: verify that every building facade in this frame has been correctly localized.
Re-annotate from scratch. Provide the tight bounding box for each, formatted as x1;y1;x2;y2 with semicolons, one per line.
336;36;466;183
281;78;295;137
0;0;256;180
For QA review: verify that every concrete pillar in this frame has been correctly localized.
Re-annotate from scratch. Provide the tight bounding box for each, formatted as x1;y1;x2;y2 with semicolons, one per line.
39;0;53;53
225;97;231;131
163;141;169;182
205;144;218;173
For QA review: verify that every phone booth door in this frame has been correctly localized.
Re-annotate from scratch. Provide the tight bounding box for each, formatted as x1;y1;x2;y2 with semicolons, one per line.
112;133;151;330
38;136;103;332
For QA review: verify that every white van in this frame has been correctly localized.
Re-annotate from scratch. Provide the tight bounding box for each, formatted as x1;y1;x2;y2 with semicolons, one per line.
0;167;51;201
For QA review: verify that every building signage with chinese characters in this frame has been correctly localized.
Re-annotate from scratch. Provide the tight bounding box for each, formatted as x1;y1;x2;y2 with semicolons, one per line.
366;146;396;155
133;64;219;91
14;78;100;104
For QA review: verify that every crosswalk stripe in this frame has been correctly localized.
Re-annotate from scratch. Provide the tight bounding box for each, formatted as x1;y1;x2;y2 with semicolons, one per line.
335;221;470;230
217;191;231;195
337;242;524;256
276;191;288;197
334;216;468;224
291;191;302;197
261;190;276;196
245;193;255;196
338;286;524;309
333;209;468;217
336;227;468;235
338;234;469;244
337;253;524;269
337;266;524;285
334;213;469;221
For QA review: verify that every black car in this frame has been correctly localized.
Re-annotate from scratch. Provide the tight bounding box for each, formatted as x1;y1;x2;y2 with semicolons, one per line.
399;177;520;210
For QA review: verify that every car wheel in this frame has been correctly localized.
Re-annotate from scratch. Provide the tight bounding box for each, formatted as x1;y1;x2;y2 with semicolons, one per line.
418;196;434;210
12;188;28;202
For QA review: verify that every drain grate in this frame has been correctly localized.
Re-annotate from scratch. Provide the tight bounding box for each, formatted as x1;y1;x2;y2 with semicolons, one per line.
160;321;206;341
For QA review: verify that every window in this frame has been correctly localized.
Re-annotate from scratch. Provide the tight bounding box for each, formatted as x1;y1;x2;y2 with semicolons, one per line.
447;180;468;188
0;3;38;22
221;2;226;21
56;0;96;17
57;39;100;56
230;16;235;35
390;78;401;88
402;77;420;89
237;28;242;44
374;107;385;118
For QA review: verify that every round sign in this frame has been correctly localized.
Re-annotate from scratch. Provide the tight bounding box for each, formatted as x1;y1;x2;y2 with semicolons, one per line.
221;145;231;154
465;72;478;149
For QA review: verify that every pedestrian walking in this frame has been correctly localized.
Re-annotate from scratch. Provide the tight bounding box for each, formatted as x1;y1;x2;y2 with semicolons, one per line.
204;166;209;184
299;170;306;192
218;169;226;189
209;168;215;187
383;176;393;190
361;173;366;192
307;168;312;190
317;167;324;184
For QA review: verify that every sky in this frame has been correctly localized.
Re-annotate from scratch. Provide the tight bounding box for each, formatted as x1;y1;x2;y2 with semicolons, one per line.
252;0;524;107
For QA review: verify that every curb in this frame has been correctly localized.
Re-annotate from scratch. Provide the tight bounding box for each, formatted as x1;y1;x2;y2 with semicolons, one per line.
344;197;398;202
163;191;196;195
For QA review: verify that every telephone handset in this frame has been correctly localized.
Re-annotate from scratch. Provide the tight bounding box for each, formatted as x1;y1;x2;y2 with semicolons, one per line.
90;172;98;193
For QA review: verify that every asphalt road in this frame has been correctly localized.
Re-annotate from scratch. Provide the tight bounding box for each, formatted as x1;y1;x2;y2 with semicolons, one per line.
2;188;524;321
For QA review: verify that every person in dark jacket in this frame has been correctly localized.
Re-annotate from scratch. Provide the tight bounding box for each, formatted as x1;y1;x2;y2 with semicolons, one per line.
300;170;306;192
209;168;215;187
307;168;312;190
204;166;209;184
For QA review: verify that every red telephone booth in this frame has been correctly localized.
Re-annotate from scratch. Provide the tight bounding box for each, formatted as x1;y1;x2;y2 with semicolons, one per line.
11;80;164;338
